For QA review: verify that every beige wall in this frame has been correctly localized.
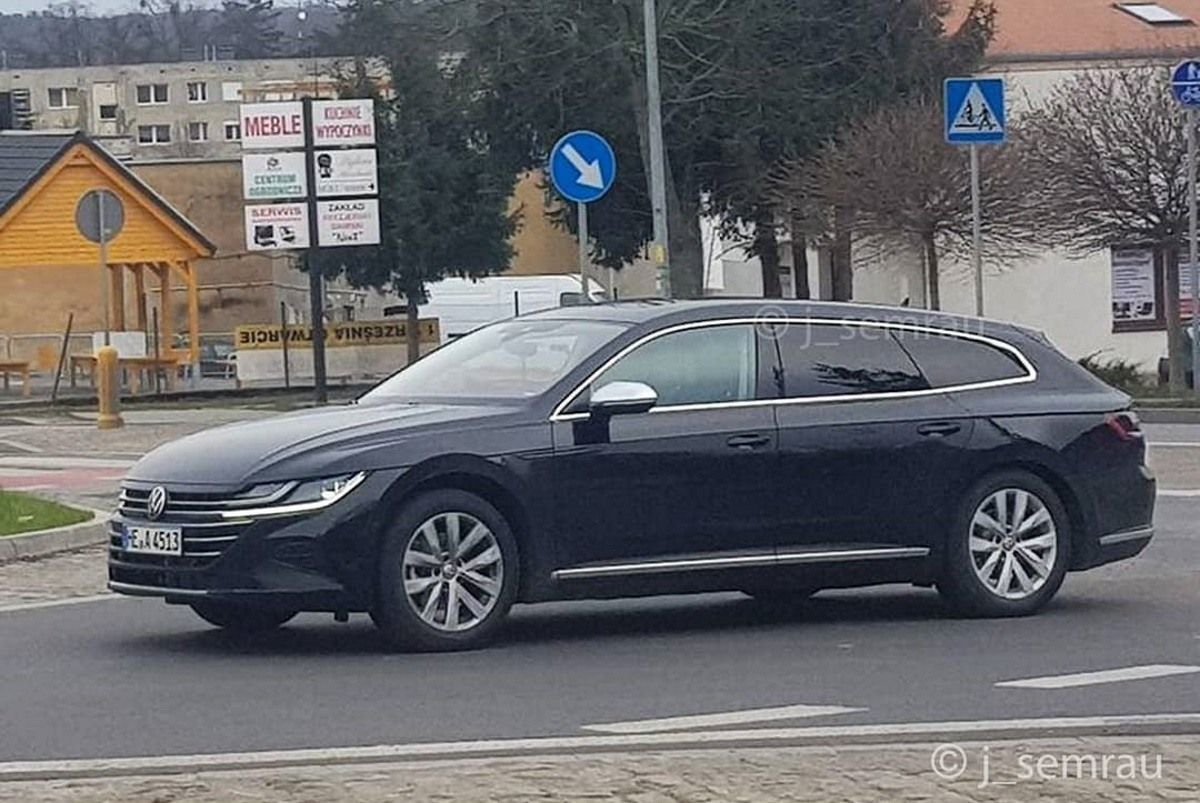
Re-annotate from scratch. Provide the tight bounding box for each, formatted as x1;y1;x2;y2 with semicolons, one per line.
507;171;578;276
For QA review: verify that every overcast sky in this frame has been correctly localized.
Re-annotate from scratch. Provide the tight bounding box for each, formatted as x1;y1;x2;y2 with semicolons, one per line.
1;0;224;14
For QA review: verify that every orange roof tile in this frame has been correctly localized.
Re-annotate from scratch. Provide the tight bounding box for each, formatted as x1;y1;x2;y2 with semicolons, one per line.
949;0;1200;61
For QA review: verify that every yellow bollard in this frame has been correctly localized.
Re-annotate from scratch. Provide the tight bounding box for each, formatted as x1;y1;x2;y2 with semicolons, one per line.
95;345;124;430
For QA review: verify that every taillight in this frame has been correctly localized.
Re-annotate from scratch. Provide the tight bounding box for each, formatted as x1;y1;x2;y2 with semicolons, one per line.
1105;411;1143;442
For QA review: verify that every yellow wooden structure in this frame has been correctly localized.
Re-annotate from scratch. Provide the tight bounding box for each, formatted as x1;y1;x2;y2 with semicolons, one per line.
0;133;215;367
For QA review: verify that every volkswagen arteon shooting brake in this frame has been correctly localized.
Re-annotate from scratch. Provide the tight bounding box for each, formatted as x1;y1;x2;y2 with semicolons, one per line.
109;301;1155;651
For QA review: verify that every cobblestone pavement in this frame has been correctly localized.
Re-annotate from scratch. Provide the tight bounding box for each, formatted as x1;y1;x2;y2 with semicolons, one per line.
1;737;1196;802
0;546;108;609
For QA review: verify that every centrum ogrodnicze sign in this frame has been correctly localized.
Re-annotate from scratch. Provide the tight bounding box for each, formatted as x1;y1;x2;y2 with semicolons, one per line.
235;319;441;350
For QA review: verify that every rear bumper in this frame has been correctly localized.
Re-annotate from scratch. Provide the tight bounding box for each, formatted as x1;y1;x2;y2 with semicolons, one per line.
1076;524;1154;570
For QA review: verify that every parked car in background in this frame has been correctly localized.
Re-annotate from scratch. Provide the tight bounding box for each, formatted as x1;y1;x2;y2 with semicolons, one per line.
108;301;1155;651
387;274;607;343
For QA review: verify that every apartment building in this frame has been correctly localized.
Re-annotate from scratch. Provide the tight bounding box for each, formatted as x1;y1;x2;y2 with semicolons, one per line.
0;57;344;160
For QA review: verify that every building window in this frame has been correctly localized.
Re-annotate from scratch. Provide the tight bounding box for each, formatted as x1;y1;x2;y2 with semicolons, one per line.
47;87;79;109
223;120;241;141
186;81;208;103
136;83;169;105
187;121;208;142
137;124;171;145
98;104;118;121
221;81;243;102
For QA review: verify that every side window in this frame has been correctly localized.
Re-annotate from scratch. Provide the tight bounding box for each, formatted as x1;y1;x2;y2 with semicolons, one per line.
590;324;760;407
892;330;1028;388
774;323;928;398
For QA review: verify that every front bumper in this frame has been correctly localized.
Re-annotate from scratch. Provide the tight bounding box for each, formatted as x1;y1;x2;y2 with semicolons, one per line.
107;472;398;610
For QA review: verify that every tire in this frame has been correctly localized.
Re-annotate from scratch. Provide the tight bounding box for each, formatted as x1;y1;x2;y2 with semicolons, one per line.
937;470;1071;618
372;489;519;652
190;600;298;632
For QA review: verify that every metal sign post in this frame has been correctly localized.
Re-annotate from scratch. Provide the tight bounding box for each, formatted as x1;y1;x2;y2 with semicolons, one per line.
944;77;1007;317
76;189;125;347
1170;61;1200;396
549;130;617;304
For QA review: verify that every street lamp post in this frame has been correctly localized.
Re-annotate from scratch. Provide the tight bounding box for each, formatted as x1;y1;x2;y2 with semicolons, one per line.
643;0;671;298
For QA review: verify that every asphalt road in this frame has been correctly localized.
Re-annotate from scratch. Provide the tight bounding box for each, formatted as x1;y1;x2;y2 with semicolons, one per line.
1;498;1197;763
0;414;1197;765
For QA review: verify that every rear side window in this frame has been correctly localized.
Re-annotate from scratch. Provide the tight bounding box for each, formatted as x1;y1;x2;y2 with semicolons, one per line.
772;323;928;398
892;329;1028;388
590;323;760;406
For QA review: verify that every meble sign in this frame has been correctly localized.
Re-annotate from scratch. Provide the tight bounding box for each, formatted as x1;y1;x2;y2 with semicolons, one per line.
240;101;304;149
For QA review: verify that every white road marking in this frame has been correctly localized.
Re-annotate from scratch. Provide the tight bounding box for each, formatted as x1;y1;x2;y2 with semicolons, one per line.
1147;441;1200;448
1157;489;1200;497
0;594;120;614
583;704;866;734
2;713;1199;781
996;664;1200;689
0;439;41;454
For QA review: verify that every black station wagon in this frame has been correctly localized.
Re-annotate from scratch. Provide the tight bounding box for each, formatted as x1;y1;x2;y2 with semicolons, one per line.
109;301;1156;651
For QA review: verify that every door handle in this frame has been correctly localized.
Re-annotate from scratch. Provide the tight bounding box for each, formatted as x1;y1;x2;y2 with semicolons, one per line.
727;433;771;450
917;422;963;438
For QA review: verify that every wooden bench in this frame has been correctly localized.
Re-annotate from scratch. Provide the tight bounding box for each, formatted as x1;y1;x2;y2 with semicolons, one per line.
70;353;179;394
0;360;31;397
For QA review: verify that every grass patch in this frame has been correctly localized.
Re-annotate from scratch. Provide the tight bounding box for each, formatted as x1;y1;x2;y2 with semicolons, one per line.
0;490;91;537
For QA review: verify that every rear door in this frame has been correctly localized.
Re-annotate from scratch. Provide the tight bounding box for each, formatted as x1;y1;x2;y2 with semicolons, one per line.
771;321;976;555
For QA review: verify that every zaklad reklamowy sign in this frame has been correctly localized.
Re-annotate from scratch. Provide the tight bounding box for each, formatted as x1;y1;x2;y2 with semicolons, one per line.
235;319;441;350
317;199;381;247
241;152;307;200
239;101;304;150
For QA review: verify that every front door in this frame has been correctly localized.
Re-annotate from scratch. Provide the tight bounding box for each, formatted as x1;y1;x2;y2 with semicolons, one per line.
549;322;780;569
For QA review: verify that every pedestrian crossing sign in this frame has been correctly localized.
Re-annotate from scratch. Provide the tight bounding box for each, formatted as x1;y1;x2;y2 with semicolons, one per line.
944;77;1006;145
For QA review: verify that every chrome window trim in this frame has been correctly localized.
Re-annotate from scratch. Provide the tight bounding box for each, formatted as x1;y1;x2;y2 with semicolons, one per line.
549;317;1037;422
552;546;930;580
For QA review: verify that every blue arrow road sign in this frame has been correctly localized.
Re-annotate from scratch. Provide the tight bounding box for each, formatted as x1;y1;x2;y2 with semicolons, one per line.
549;130;617;204
1172;60;1200;107
944;77;1006;145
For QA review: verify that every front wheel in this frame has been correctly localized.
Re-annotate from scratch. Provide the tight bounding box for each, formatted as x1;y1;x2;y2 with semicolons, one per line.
372;489;519;652
938;471;1071;618
189;600;297;632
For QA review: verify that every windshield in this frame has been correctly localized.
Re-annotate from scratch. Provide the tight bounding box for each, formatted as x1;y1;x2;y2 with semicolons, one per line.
361;318;627;402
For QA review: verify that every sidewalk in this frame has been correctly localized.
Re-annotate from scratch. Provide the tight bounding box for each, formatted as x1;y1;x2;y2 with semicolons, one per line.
1;736;1196;802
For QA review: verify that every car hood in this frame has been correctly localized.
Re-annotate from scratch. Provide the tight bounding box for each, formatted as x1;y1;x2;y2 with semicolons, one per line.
126;401;520;487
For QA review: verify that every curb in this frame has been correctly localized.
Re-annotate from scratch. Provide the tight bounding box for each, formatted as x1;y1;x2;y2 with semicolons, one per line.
0;509;110;563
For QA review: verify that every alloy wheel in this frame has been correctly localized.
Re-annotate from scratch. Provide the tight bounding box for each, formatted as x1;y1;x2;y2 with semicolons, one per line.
968;488;1058;600
401;511;504;632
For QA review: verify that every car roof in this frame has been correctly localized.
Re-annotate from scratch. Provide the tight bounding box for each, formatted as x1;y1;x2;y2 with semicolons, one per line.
530;298;1025;338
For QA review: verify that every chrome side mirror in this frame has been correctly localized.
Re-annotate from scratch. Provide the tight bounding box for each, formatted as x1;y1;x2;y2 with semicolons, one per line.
589;381;658;417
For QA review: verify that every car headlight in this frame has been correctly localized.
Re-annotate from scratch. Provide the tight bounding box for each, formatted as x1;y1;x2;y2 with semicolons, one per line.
221;472;368;519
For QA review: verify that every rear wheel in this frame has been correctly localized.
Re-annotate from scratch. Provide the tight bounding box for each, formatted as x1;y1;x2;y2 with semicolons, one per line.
372;489;519;652
189;600;297;632
938;471;1070;617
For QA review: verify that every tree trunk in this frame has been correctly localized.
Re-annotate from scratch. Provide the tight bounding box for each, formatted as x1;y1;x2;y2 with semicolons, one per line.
831;206;853;301
1165;247;1187;396
405;294;421;366
789;220;810;300
755;210;782;299
923;234;941;311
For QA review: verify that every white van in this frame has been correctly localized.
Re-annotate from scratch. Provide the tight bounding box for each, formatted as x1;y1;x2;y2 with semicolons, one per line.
400;274;607;343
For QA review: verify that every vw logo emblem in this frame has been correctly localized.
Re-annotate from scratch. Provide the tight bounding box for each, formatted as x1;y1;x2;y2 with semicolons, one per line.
146;486;168;520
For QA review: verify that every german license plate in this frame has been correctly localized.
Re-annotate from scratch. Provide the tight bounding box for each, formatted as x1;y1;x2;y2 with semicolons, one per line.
122;525;182;556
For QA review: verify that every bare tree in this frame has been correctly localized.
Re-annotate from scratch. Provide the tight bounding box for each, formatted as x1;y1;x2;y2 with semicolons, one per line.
773;99;1042;309
1020;65;1190;392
